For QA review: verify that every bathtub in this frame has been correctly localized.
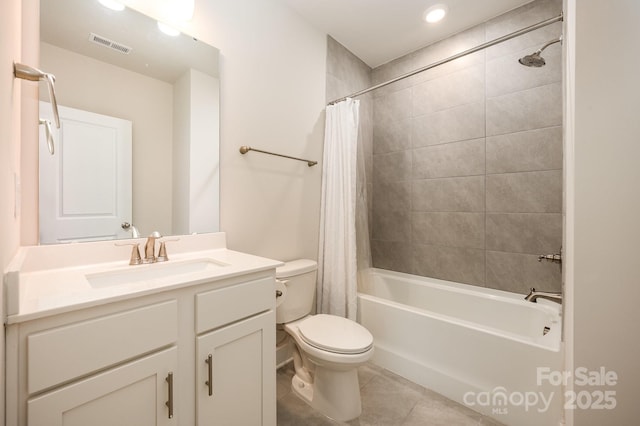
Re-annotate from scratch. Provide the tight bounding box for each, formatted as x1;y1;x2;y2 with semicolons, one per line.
357;269;563;426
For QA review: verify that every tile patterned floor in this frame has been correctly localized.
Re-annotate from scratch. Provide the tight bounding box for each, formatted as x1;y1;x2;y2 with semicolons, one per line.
276;362;505;426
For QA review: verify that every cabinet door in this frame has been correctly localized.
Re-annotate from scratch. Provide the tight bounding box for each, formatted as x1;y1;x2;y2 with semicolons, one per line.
196;311;276;426
28;347;178;426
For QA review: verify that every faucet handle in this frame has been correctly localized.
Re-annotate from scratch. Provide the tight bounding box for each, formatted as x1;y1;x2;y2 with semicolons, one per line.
115;241;143;265
156;237;180;262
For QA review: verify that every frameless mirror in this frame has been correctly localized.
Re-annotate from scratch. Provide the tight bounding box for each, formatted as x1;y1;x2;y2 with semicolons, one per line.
38;0;220;244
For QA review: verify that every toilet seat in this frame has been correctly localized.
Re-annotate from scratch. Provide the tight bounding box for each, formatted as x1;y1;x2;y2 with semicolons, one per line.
298;314;373;354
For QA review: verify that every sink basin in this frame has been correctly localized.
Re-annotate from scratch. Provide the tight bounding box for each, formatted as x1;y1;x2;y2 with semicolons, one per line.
86;258;228;288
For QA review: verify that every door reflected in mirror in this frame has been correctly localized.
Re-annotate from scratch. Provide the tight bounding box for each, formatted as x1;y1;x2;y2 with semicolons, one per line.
39;0;220;244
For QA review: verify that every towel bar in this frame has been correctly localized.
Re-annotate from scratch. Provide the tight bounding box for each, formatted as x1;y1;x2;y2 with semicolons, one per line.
239;146;317;167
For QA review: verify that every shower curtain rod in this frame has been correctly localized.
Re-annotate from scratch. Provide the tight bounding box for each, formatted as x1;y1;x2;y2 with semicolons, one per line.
328;12;563;106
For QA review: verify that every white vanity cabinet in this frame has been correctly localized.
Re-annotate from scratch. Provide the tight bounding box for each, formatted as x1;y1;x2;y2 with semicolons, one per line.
28;347;178;426
6;270;277;426
196;312;274;425
194;276;276;425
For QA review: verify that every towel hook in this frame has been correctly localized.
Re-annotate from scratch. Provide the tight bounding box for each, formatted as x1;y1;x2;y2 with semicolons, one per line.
14;63;61;129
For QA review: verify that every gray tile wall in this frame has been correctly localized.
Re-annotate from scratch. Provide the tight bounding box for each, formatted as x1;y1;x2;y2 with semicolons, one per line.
325;36;374;271
370;0;563;293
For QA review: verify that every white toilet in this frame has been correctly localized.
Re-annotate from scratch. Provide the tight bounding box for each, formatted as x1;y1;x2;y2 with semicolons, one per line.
275;259;373;422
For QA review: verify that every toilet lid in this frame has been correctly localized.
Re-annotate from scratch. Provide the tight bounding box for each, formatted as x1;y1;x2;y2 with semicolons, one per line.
298;314;373;354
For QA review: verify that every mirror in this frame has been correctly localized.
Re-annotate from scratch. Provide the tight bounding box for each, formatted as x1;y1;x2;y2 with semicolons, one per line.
38;0;220;244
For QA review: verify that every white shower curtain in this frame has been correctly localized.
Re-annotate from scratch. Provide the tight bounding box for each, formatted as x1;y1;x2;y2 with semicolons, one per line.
317;98;360;320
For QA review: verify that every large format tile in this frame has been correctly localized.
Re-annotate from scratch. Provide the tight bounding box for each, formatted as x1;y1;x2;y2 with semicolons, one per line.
401;398;481;426
356;371;425;425
486;213;562;254
277;393;340;426
373;88;412;127
413;138;485;179
326;36;371;90
371;25;485;99
486;126;562;173
276;362;505;426
372;180;410;213
276;363;294;401
371;209;412;242
413;244;485;285
409;24;486;86
371;240;413;273
326;73;353;105
373;151;412;184
412;65;485;116
486;43;561;98
412;212;485;249
412;176;485;212
485;250;562;294
486;82;562;136
366;0;562;296
373;118;411;154
412;102;485;147
485;0;563;60
486;170;562;213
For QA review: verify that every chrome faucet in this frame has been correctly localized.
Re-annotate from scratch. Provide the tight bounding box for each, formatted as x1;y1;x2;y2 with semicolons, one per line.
143;231;161;264
525;287;562;304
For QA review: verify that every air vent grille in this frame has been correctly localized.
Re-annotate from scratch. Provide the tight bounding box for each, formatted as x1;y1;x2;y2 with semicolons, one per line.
88;33;132;54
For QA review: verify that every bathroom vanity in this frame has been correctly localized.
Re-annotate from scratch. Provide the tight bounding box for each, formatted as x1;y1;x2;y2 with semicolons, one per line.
4;233;280;426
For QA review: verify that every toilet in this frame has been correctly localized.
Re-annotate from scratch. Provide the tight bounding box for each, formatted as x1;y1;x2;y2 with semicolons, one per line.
275;259;373;422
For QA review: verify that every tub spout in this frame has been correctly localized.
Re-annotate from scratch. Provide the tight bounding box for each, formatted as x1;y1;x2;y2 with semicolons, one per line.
525;288;562;304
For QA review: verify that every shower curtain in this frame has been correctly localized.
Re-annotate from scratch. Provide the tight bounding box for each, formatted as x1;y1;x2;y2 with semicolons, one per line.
317;98;361;320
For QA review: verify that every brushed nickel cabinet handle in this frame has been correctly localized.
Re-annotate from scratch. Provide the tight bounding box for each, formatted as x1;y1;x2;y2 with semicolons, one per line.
205;354;213;396
166;372;174;419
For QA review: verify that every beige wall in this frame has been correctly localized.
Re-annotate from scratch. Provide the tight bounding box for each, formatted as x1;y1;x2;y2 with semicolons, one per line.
566;0;640;424
40;42;174;237
16;0;326;256
0;0;24;421
120;0;327;262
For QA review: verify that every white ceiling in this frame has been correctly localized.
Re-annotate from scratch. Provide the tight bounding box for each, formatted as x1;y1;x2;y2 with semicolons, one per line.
283;0;534;68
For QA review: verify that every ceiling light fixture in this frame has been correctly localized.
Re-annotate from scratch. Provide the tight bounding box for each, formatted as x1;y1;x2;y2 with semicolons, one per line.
167;0;195;21
97;0;125;12
157;21;181;37
424;5;447;24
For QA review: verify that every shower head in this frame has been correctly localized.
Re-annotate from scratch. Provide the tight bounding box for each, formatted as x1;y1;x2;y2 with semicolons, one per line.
518;36;562;68
519;52;546;67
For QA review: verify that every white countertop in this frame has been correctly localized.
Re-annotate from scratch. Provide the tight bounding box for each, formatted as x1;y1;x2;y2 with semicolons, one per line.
5;233;282;324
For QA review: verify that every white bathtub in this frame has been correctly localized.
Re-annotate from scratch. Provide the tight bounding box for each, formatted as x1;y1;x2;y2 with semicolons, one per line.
357;269;564;426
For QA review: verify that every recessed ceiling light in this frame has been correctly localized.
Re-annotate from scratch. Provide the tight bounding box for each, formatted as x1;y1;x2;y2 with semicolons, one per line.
157;21;181;37
424;5;447;23
98;0;125;11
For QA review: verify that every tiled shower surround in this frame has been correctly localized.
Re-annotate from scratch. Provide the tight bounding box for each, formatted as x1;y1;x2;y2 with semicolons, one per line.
327;0;563;294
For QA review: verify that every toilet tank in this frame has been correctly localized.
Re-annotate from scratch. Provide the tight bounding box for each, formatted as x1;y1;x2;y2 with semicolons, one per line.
275;259;317;324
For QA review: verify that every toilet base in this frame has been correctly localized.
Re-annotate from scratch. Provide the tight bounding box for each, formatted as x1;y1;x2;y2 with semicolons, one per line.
291;366;362;422
291;374;314;404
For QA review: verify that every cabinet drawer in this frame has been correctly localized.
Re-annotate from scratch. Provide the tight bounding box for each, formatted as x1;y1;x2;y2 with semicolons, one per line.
28;300;178;394
195;277;274;334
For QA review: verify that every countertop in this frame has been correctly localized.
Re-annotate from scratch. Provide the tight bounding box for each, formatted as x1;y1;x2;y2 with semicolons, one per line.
4;232;282;324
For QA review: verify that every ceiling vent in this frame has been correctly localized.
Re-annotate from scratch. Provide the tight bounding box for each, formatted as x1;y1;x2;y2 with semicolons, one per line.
88;33;133;54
